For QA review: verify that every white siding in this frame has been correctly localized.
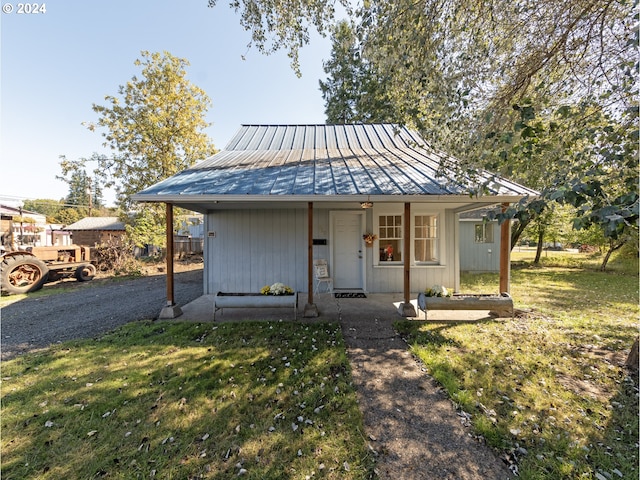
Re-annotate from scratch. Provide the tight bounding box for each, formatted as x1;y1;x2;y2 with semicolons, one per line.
204;204;461;295
459;221;501;272
364;207;457;293
205;209;308;294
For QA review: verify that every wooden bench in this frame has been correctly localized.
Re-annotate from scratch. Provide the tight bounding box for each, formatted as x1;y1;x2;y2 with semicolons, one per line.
417;292;514;319
213;292;298;320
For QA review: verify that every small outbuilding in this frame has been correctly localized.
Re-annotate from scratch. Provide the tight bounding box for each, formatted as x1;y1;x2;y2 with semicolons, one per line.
64;217;126;246
132;124;537;316
459;209;502;273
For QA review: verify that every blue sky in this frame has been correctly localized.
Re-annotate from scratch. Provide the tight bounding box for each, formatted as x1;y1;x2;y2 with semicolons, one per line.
1;0;332;207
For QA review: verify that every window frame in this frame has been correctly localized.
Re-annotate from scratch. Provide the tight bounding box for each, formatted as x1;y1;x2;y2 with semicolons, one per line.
413;213;440;265
373;205;404;266
474;222;494;244
372;205;445;267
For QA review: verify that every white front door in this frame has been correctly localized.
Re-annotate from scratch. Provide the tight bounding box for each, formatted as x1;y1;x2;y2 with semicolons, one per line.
331;211;365;290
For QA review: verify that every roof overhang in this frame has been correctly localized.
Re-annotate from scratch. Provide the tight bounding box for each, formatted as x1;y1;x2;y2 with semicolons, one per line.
130;193;535;214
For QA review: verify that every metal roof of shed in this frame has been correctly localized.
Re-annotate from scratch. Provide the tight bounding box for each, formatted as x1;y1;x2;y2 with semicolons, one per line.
132;124;537;206
64;217;125;231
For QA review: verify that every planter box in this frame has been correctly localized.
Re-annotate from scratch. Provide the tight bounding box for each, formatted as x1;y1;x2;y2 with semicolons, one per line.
417;292;513;319
214;292;298;320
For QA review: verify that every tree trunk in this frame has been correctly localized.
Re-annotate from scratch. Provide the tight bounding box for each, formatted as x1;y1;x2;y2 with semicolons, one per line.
534;228;545;264
600;238;625;271
510;216;530;251
626;337;639;371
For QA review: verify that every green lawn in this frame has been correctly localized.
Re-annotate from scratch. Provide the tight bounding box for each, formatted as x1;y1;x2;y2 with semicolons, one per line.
396;253;639;479
2;251;637;480
1;321;375;480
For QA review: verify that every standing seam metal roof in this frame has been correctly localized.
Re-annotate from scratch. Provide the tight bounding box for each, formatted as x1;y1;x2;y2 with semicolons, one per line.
135;124;538;199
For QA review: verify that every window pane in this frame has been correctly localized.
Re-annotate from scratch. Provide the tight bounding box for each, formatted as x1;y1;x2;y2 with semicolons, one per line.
474;223;494;243
414;215;438;263
378;215;402;262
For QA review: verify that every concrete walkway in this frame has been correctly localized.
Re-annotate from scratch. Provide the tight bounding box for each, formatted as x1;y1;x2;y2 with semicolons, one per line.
174;293;513;479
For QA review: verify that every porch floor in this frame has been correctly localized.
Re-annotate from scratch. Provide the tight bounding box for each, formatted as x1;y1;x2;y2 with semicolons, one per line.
176;292;494;323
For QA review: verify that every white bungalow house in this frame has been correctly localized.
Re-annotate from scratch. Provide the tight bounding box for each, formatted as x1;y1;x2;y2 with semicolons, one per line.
132;124;537;317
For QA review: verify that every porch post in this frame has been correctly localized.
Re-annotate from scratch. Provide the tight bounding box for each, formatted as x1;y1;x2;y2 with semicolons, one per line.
499;202;511;294
398;202;417;317
159;202;183;319
304;201;319;317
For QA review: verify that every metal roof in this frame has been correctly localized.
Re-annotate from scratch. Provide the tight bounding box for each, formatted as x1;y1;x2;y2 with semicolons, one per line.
64;217;125;231
133;124;538;203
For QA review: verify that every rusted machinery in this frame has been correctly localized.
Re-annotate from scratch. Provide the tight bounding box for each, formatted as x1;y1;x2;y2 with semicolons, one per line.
1;245;96;294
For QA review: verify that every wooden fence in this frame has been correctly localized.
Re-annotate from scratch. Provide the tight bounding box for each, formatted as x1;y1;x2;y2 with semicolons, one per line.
174;237;204;255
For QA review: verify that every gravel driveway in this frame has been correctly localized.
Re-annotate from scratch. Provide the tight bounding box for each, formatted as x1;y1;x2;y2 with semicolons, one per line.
1;269;202;360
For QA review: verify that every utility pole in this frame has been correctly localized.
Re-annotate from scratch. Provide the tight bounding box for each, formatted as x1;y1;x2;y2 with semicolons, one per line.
86;178;93;216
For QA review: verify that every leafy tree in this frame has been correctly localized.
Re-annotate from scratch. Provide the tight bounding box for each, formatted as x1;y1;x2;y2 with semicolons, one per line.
21;198;109;225
492;76;638;270
125;208;166;250
320;1;637;270
210;0;637;267
56;168;104;215
22;199;66;223
55;207;84;226
207;0;349;75
72;51;217;244
352;0;635;144
87;51;216;209
319;20;396;124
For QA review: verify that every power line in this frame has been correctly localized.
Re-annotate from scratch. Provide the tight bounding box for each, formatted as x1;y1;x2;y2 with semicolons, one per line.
0;196;106;209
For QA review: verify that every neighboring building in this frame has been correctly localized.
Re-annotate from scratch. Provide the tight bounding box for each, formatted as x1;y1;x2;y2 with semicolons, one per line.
459;209;502;273
64;217;126;246
132;124;537;298
0;204;50;247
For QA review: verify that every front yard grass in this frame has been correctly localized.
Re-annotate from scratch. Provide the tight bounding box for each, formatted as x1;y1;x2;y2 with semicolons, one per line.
1;321;375;479
396;254;639;479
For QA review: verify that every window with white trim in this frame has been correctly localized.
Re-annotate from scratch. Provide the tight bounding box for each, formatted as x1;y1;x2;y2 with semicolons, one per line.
378;214;402;262
414;215;438;263
474;223;494;243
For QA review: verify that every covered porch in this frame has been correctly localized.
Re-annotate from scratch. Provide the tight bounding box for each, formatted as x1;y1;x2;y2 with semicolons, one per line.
174;291;497;324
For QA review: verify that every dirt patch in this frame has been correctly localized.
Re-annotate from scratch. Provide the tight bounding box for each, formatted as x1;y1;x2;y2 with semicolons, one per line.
556;374;611;402
139;256;204;275
46;257;203;289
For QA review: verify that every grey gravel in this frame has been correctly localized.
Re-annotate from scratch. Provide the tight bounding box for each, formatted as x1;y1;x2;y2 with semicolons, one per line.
0;269;202;360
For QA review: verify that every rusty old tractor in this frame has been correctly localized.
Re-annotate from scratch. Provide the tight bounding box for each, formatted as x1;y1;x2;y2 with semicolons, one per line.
0;245;96;295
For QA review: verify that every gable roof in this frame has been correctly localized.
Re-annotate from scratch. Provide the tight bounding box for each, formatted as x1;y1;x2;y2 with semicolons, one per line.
64;217;125;231
132;124;537;207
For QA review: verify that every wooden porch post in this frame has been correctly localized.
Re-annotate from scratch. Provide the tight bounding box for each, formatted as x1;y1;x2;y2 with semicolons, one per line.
499;202;511;294
399;202;417;317
307;201;314;305
303;201;319;317
166;202;175;306
158;202;183;319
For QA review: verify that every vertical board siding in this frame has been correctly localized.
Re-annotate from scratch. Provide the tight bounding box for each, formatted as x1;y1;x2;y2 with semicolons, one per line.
459;222;501;272
205;205;461;295
206;209;307;294
365;208;457;293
